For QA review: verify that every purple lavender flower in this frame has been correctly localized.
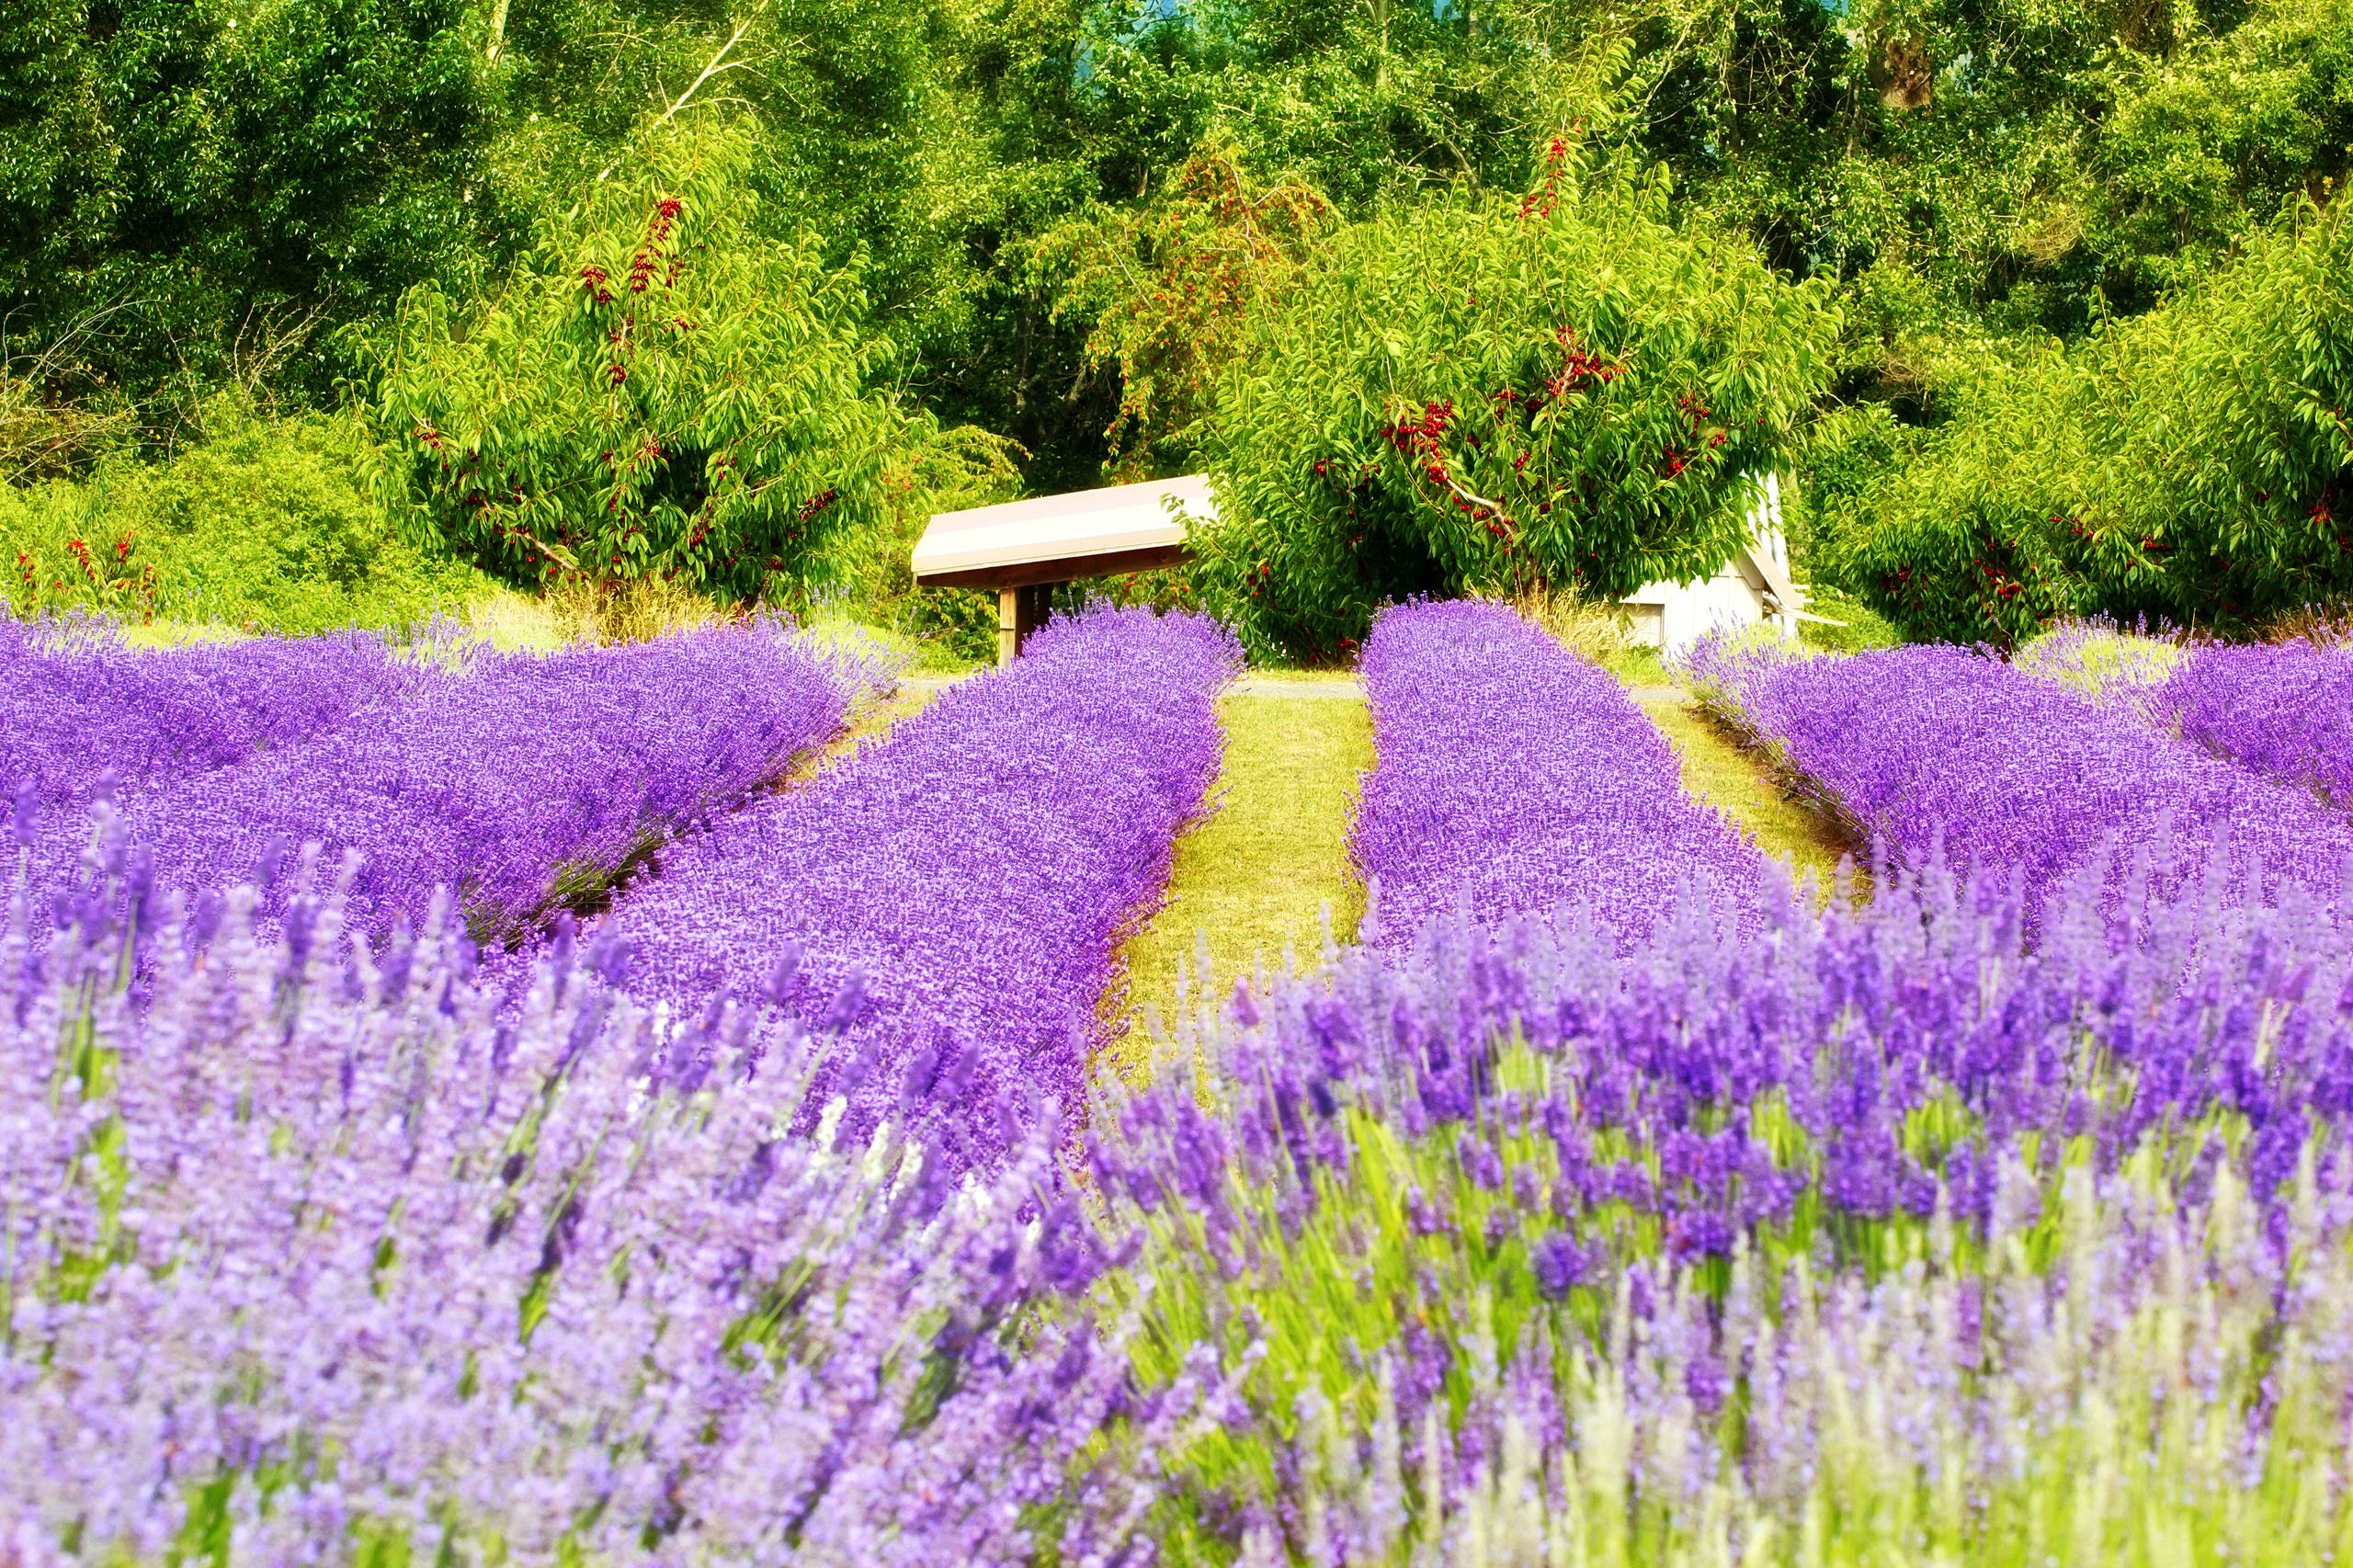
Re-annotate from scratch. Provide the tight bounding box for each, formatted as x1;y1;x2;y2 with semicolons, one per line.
1682;634;2353;923
1100;824;2353;1559
2151;638;2353;808
611;607;1240;1169
0;851;1211;1562
1355;600;1777;952
57;621;871;946
1;619;408;825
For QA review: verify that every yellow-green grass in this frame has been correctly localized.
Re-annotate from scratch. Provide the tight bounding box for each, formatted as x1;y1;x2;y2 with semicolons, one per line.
1104;687;1374;1079
1233;668;1361;686
1638;695;1865;900
114;619;244;649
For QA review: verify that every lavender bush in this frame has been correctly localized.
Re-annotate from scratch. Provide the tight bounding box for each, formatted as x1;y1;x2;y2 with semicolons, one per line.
1;618;407;824
611;607;1239;1168
2013;615;2181;715
0;824;1222;1563
62;620;877;946
28;592;2353;1564
1355;600;1777;952
1097;846;2353;1562
2149;638;2353;808
1681;634;2353;922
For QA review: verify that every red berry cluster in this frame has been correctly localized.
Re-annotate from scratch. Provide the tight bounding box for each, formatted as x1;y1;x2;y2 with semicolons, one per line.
579;265;615;306
1379;400;1515;539
1518;136;1570;221
1656;389;1725;477
1971;538;2045;600
1544;328;1624;402
630;198;685;295
1379;399;1457;484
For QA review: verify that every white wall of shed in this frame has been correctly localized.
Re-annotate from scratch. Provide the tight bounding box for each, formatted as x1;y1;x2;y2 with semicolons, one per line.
1619;473;1797;653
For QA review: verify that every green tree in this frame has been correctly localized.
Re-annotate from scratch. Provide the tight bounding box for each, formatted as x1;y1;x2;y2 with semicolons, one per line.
1826;196;2353;643
0;0;517;415
1029;141;1333;477
1200;153;1838;661
367;120;904;601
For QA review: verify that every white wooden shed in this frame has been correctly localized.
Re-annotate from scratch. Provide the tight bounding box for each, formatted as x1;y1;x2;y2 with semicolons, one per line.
913;474;1210;665
1620;472;1805;653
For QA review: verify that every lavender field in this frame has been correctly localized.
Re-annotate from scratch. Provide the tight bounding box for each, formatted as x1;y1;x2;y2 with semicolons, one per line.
8;606;2353;1565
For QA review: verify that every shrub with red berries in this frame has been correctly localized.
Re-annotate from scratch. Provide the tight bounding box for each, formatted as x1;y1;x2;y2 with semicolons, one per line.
369;122;902;605
1198;158;1836;662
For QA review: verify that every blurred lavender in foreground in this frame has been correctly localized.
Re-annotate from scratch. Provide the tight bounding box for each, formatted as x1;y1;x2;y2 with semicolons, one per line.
1098;843;2353;1562
1354;599;1777;952
0;836;1216;1564
1681;632;2353;924
612;606;1239;1171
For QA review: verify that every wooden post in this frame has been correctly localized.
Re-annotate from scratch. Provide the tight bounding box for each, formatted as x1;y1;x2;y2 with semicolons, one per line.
996;584;1054;665
997;587;1019;666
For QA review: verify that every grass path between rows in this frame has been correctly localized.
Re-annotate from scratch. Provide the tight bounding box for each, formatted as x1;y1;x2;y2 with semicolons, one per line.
1104;679;1374;1079
1636;693;1861;897
806;654;1845;1090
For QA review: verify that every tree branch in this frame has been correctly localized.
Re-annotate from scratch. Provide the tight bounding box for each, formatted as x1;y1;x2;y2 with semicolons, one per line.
597;6;768;181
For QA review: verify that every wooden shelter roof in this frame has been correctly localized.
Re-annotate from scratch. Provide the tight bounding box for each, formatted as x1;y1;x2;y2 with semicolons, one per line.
911;473;1211;591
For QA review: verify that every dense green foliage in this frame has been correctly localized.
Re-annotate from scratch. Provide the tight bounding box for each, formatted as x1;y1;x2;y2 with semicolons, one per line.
0;0;513;411
369;125;903;600
2;405;486;632
1202;165;1836;660
1827;200;2353;644
2;0;2348;642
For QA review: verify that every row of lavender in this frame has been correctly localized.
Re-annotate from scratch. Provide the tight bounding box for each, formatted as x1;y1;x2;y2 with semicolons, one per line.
1352;599;1777;952
6;619;873;944
16;597;2353;1558
1680;631;2353;925
2023;619;2353;807
603;608;1239;1166
2160;637;2353;803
